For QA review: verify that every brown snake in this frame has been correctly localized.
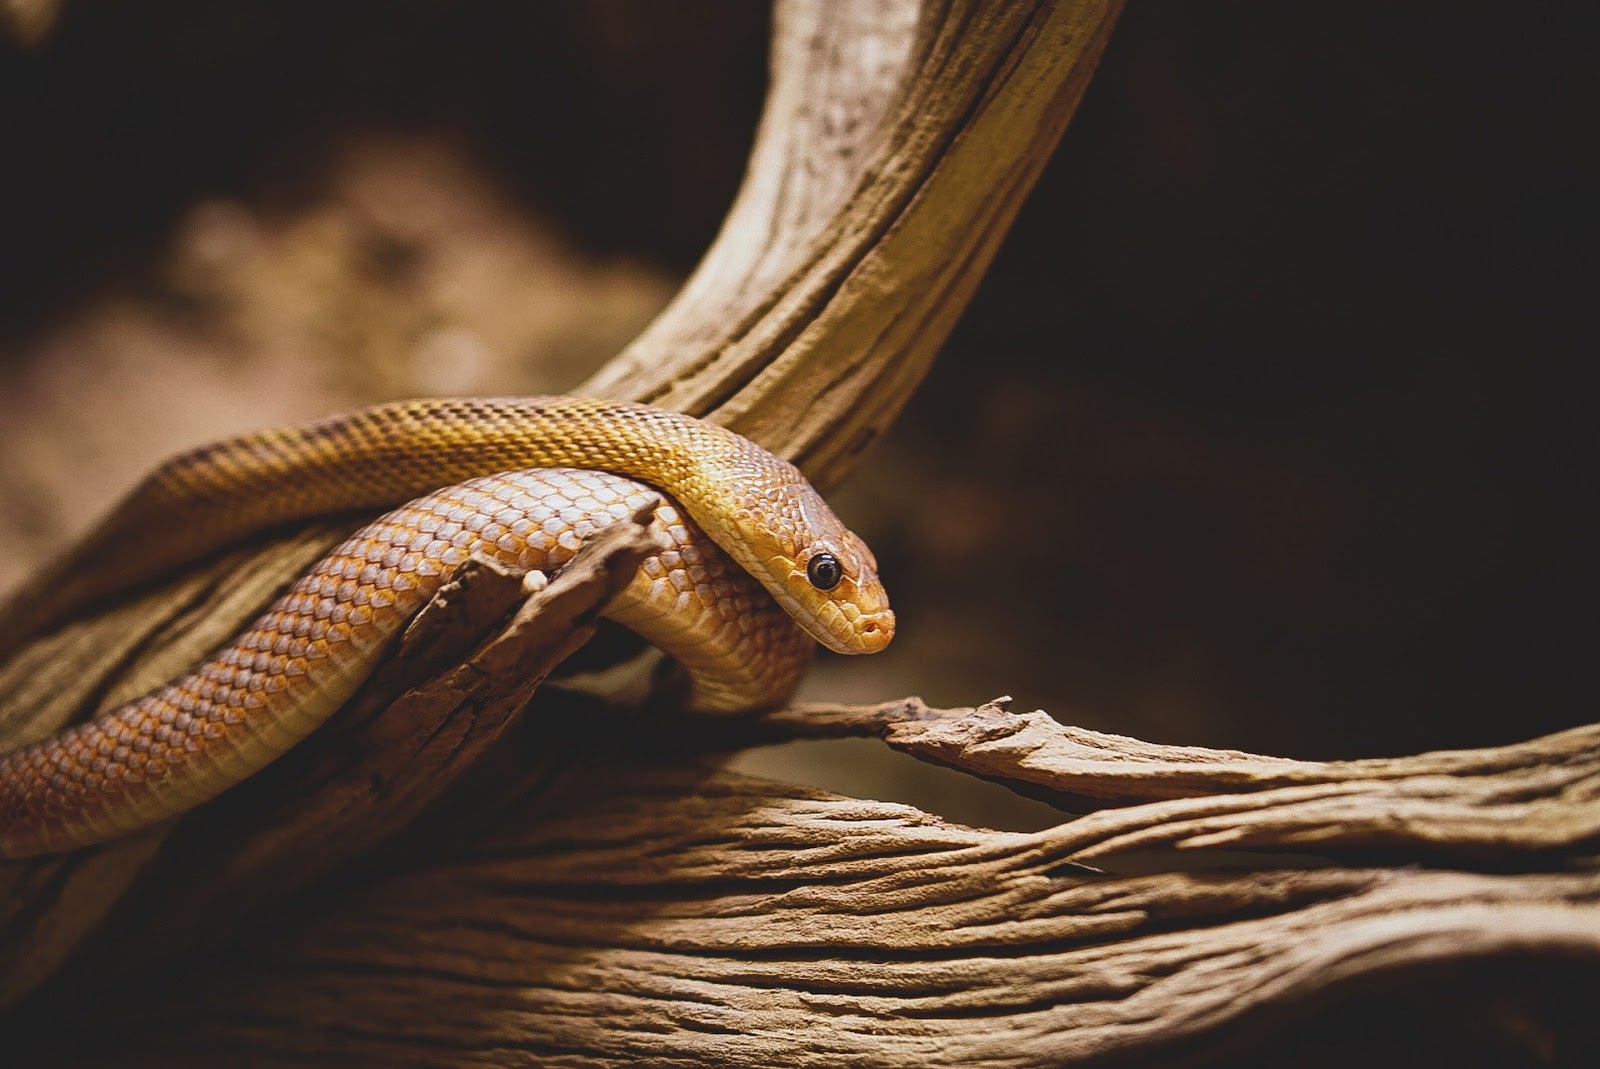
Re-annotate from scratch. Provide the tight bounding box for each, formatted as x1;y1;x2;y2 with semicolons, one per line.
0;398;893;858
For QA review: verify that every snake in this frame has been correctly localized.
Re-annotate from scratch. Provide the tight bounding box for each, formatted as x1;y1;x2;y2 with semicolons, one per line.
0;397;893;858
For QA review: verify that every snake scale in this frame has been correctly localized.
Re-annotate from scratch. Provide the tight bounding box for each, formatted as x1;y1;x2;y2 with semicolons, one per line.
0;398;893;858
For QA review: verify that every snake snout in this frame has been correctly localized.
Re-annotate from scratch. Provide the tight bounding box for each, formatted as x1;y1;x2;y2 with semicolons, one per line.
827;591;893;655
852;609;895;654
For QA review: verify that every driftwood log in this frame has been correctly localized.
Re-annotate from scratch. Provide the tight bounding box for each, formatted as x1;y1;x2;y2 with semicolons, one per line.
2;1;1597;1065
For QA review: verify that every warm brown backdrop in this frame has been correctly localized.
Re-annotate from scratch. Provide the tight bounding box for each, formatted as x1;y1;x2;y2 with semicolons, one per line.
1;0;1593;808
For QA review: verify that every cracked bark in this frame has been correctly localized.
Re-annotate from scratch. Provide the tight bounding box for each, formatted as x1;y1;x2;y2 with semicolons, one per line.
3;1;1596;1066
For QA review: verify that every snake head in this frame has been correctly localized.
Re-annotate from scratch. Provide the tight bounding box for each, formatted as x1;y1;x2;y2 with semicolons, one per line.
746;484;893;656
787;530;894;655
709;445;894;657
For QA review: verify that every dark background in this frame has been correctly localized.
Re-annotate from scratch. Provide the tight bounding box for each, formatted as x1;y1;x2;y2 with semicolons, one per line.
1;1;1594;763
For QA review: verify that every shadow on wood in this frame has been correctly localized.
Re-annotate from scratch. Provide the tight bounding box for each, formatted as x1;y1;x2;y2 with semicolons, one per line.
5;1;1596;1066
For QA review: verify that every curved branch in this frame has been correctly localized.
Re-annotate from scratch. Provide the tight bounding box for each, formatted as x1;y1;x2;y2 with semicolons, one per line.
0;0;1126;1014
584;0;1123;490
8;5;1590;1063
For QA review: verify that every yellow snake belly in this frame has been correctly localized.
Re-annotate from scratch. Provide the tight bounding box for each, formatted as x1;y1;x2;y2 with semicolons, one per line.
0;398;893;858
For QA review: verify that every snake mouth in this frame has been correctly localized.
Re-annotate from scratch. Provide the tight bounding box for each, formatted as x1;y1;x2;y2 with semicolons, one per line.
794;595;894;656
828;606;893;655
852;609;895;654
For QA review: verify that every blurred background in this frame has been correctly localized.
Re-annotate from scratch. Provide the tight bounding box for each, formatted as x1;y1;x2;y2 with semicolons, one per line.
1;2;1594;826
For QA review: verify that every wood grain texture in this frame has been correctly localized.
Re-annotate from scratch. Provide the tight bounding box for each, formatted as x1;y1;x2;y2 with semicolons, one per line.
0;0;1125;1009
0;513;658;1005
13;751;1600;1067
583;0;1124;491
8;1;1594;1065
753;697;1600;861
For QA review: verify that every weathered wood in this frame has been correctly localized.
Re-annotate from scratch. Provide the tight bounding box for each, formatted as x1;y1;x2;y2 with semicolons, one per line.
0;523;353;1007
74;507;666;981
583;0;1124;491
7;1;1593;1065
12;689;1600;1064
0;0;1126;1013
13;756;1600;1067
0;512;661;1004
744;697;1600;861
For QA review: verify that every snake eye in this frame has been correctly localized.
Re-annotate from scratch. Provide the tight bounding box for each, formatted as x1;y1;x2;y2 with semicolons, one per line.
806;552;843;591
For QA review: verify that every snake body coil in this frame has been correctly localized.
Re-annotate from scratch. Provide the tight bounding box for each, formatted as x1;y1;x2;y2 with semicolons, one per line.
0;398;893;858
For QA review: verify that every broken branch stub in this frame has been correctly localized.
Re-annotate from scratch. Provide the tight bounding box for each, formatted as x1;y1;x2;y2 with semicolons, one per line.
762;697;1600;864
0;511;659;1003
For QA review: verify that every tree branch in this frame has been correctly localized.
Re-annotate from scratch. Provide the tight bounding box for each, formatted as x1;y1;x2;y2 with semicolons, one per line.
15;749;1600;1066
8;2;1592;1065
582;0;1123;490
